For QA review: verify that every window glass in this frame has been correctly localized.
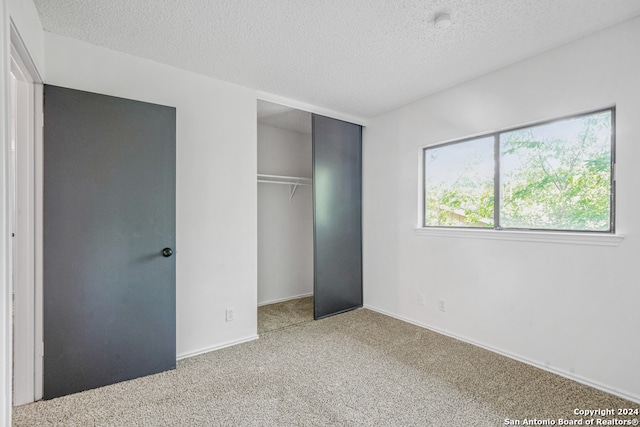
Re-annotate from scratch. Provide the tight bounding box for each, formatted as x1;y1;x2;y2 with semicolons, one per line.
423;109;614;232
500;111;612;231
424;136;494;227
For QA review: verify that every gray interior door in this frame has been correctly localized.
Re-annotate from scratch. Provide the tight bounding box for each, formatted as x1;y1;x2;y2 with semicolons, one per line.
312;114;362;319
43;85;176;399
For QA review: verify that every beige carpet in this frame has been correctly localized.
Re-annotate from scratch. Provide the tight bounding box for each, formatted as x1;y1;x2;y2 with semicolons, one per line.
13;309;635;426
258;296;313;335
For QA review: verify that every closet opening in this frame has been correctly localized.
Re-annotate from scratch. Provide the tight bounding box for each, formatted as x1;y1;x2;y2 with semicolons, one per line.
257;100;314;335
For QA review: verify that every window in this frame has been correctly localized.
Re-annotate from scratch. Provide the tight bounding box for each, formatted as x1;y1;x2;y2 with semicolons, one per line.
423;108;615;232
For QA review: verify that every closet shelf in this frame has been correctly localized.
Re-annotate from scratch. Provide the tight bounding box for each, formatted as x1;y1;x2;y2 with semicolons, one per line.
257;174;312;201
257;174;312;185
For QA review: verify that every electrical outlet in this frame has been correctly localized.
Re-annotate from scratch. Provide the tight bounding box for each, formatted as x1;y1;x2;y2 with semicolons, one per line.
438;299;446;312
418;293;426;306
225;307;235;322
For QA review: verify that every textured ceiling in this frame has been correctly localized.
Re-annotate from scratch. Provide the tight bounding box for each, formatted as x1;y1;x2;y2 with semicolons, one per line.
34;0;640;119
258;100;311;135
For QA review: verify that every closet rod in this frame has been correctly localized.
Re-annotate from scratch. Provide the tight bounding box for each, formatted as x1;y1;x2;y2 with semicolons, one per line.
257;180;311;185
257;173;312;183
257;174;312;201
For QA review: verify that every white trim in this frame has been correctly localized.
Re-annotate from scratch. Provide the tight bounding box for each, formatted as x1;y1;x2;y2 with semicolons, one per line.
9;20;41;84
10;51;35;407
256;91;367;127
1;0;13;423
416;145;424;227
413;227;624;246
258;292;313;307
364;304;640;405
7;21;42;407
176;335;259;361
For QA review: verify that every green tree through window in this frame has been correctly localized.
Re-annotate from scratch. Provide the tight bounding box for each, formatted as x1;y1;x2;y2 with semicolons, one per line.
424;109;614;232
425;137;494;227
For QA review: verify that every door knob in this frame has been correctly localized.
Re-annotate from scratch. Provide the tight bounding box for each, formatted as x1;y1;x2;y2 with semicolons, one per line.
162;248;174;257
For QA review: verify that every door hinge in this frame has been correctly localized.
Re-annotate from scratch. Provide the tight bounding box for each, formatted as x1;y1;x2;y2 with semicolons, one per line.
41;341;44;357
41;112;44;128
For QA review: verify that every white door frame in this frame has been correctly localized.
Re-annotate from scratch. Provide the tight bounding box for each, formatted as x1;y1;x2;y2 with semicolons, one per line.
1;2;11;423
9;20;43;406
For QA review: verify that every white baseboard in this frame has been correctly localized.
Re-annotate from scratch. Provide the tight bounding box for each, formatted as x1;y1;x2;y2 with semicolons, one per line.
364;304;640;404
176;335;259;361
258;292;313;307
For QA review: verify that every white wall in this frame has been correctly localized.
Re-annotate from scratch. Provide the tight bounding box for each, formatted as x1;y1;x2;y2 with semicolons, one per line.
44;32;258;359
258;124;312;177
363;16;640;403
257;124;313;305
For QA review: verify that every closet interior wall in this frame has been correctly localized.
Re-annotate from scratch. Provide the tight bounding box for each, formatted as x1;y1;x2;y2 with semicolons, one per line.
257;120;313;305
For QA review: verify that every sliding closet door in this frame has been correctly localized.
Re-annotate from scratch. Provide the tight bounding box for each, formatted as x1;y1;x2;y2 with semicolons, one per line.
312;114;362;319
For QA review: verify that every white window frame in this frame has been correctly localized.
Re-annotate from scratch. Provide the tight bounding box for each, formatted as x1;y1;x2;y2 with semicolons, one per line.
415;108;624;247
